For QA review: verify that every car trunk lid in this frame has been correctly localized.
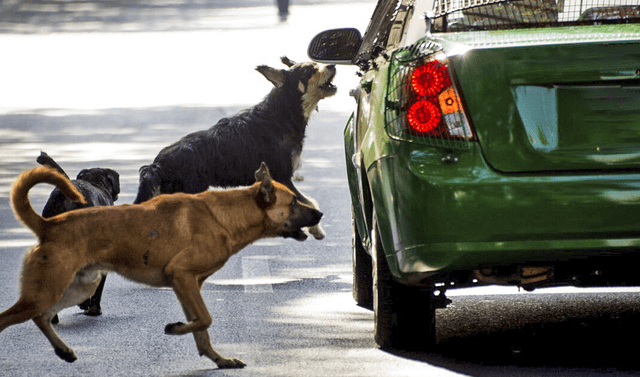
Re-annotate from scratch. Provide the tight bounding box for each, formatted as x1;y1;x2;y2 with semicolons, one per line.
445;27;640;173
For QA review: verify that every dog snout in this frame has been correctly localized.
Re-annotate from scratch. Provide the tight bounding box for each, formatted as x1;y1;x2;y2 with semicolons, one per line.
325;65;336;77
309;209;323;226
320;64;336;75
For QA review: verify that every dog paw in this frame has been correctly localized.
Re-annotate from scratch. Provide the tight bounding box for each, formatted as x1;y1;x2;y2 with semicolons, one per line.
55;347;78;363
78;299;91;311
217;357;246;369
164;322;185;335
83;305;102;317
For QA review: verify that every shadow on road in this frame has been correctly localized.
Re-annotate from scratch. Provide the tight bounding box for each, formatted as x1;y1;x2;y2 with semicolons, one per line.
385;293;640;376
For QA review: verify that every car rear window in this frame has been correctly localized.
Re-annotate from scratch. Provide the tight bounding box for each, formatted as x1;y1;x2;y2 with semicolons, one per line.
432;0;640;32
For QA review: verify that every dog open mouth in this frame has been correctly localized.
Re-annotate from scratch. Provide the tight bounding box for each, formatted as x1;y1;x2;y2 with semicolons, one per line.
282;209;323;241
319;69;337;94
284;228;309;241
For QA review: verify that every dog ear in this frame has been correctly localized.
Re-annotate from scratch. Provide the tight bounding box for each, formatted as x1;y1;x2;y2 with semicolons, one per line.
281;56;296;68
256;65;286;88
255;162;276;207
254;161;271;182
77;169;93;181
106;169;121;200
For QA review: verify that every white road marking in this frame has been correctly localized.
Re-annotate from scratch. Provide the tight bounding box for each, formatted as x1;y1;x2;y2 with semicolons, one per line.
242;256;273;294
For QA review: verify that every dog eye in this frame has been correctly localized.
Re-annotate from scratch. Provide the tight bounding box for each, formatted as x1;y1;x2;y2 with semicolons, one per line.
291;197;298;207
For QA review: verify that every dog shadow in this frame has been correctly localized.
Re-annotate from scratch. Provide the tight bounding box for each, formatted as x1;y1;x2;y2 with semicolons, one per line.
50;311;138;334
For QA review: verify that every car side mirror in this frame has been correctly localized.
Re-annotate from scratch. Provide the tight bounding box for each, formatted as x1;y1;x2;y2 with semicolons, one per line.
307;28;362;65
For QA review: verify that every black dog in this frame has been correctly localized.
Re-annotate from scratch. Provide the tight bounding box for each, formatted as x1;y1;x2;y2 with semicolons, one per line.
133;57;336;240
36;152;120;322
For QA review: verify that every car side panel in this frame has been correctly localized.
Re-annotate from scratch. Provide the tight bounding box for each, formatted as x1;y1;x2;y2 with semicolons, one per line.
350;60;406;275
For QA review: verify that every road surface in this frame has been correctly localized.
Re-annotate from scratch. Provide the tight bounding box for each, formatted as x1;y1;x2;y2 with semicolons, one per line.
1;1;639;376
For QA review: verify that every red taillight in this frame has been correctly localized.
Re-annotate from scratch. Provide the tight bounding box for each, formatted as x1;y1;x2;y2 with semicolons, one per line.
410;61;451;97
407;100;441;133
404;59;472;140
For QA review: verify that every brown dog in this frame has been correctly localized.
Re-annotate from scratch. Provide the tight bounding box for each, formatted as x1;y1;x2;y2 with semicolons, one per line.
1;162;321;369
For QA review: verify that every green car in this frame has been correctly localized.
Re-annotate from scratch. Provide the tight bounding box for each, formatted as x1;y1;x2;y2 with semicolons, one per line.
308;0;640;349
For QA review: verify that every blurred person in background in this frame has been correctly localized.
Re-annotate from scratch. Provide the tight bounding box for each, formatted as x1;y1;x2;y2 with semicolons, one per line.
276;0;289;21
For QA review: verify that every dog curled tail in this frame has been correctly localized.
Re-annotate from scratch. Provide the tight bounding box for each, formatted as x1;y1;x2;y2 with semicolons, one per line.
11;166;86;238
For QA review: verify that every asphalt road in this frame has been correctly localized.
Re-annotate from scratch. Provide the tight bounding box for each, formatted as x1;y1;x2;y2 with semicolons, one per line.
1;1;640;376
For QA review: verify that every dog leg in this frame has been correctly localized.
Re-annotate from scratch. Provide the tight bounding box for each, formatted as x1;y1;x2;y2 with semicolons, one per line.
0;297;77;363
165;272;245;369
184;306;246;369
0;250;75;330
181;302;246;369
0;300;44;333
192;329;246;369
0;286;69;332
164;272;213;335
0;246;82;360
32;315;77;362
80;273;106;316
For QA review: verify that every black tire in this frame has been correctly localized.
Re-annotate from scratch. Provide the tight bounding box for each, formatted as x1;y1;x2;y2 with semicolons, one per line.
352;209;373;309
372;218;436;350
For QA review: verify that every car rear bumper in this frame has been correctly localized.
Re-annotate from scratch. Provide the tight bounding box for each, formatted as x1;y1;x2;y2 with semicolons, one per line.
367;142;640;278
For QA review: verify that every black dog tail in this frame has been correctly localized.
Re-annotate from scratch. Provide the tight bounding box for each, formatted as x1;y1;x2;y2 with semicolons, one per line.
133;164;162;204
36;151;70;179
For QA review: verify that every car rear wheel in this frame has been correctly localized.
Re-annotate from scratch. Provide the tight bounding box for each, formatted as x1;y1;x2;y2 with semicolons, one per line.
372;217;436;350
352;209;373;309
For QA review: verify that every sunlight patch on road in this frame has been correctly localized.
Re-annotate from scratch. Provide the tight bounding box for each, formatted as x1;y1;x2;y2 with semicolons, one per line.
303;158;333;169
270;291;370;329
206;255;300;292
41;142;159;162
206;277;301;287
0;3;371;112
252;239;284;247
448;285;640;296
242;256;273;293
0;239;36;248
